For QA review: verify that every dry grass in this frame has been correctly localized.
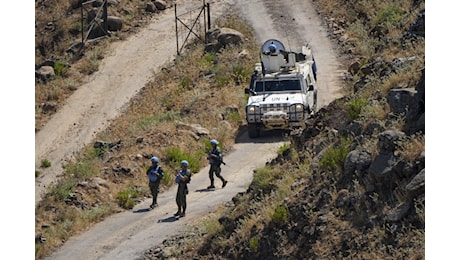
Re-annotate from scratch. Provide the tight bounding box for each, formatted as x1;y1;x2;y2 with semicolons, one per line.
158;0;425;258
396;132;425;161
36;0;425;258
35;11;259;259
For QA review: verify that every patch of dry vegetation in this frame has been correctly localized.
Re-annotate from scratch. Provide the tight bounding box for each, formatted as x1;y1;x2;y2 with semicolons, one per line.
35;11;259;259
35;0;171;131
144;0;425;259
35;0;425;258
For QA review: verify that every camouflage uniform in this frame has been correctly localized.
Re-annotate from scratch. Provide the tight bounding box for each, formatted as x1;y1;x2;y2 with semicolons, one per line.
146;161;164;208
175;165;191;217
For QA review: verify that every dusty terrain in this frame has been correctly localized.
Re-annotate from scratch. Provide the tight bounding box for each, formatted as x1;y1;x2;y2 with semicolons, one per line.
37;0;345;259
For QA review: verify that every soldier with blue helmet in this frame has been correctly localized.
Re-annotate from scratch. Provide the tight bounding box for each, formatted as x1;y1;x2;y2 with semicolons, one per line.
206;139;228;189
146;156;164;209
174;160;191;217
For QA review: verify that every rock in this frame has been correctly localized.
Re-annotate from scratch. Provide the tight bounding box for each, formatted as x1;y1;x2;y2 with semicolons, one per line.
40;102;57;113
344;150;371;176
153;0;167;10
36;66;55;81
405;169;425;199
388;88;417;115
92;177;110;189
348;59;360;75
378;130;406;153
107;16;123;31
386;202;411;222
145;2;157;13
217;27;244;45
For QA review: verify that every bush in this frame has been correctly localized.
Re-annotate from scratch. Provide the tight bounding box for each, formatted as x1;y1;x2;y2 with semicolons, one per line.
117;189;139;209
165;146;202;173
249;237;259;252
65;160;99;180
319;137;353;171
41;159;51;168
51;180;76;202
272;205;288;224
54;60;68;77
346;97;368;120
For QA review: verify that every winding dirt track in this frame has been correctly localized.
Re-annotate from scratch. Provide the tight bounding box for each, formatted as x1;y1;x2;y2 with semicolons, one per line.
39;0;345;259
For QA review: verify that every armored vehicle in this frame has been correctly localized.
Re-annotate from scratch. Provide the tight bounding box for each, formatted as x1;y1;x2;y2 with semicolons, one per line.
244;39;318;138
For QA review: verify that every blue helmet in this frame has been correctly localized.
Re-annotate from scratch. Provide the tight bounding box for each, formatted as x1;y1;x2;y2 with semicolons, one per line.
151;156;159;163
181;160;189;167
210;139;219;145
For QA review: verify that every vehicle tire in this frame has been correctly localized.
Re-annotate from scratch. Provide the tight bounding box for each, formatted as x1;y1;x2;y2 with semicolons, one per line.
248;124;260;138
311;90;318;114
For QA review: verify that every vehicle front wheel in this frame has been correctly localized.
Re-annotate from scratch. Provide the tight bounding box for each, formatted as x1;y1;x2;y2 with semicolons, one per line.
247;124;260;138
311;90;318;114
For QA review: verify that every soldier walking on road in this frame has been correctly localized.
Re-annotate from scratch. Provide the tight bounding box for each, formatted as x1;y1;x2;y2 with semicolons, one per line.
146;156;164;209
174;160;191;217
206;139;227;189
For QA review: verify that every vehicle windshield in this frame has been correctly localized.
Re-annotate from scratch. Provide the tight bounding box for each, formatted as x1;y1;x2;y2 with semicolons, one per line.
254;79;301;92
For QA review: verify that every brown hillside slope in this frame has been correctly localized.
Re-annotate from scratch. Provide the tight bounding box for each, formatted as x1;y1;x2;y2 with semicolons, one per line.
141;0;425;259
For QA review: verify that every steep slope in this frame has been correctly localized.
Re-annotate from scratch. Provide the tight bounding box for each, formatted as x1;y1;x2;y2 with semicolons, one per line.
36;0;345;259
141;0;425;259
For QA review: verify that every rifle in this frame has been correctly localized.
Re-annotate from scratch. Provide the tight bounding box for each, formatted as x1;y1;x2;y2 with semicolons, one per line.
209;154;228;166
219;159;227;166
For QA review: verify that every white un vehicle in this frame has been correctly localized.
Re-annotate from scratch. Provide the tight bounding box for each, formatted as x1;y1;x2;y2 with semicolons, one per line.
244;39;318;138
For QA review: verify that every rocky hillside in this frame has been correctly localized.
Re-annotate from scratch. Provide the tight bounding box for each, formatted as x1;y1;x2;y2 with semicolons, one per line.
142;1;425;259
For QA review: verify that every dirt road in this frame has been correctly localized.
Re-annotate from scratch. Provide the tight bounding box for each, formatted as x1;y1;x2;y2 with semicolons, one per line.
40;0;345;259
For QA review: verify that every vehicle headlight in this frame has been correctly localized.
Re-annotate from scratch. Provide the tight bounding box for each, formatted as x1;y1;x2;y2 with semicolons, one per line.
289;104;304;112
247;105;260;114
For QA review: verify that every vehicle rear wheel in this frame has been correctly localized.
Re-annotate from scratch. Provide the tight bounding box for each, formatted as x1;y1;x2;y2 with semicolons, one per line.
248;124;260;138
311;90;318;114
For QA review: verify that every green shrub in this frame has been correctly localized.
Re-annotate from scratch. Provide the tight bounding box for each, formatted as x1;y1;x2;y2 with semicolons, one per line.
273;205;288;224
252;166;281;192
346;97;368;120
89;147;106;158
136;111;181;130
117;189;139;209
179;76;193;91
161;170;174;186
215;74;231;88
165;146;201;172
277;143;290;155
227;110;241;124
372;5;404;28
54;60;68;77
319;137;353;171
249;237;259;252
232;64;250;85
50;180;76;202
41;159;51;168
35;170;41;177
65;160;99;180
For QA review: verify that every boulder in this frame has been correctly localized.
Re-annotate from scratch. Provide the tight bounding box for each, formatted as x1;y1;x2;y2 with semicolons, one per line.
153;0;167;10
344;149;372;176
388;88;417;115
216;27;244;45
36;66;55;81
378;130;406;153
107;16;123;31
